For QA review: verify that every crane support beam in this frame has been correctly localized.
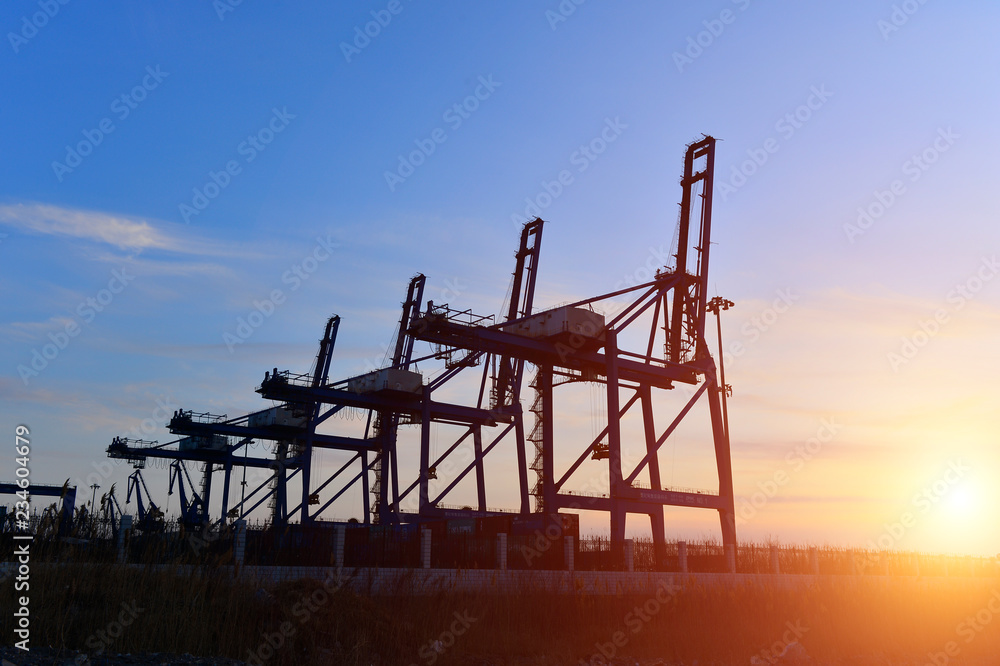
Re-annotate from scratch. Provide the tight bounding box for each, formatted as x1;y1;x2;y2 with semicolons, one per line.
168;419;376;452
410;316;699;387
0;483;76;536
108;444;290;469
554;490;726;512
257;382;509;427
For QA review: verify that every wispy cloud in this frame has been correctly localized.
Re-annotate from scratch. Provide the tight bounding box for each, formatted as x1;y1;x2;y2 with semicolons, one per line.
0;201;259;258
0;202;176;252
1;315;78;343
764;494;874;505
83;249;240;278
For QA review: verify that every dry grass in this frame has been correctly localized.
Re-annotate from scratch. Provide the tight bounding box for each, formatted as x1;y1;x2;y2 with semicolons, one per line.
4;562;1000;665
5;521;1000;664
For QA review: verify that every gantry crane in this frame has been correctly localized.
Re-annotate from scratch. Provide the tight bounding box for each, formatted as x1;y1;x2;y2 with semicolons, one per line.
369;273;425;524
168;460;208;529
126;469;164;531
106;221;542;530
101;483;124;540
106;316;354;527
257;218;545;525
100;138;734;568
0;481;77;536
406;137;737;563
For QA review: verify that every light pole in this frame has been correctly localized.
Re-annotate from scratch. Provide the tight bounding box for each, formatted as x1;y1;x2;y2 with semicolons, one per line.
90;482;100;529
706;296;734;444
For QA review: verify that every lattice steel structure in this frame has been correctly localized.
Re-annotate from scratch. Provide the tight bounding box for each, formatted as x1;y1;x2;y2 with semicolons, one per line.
406;136;736;560
259;218;545;525
107;316;351;527
101;137;736;566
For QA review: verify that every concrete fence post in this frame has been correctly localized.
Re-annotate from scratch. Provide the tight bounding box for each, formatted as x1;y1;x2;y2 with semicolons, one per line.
564;535;574;572
117;515;133;563
725;544;736;574
678;541;688;574
421;528;432;569
334;525;346;568
497;533;507;571
625;538;634;572
770;545;780;574
809;547;819;575
233;519;247;567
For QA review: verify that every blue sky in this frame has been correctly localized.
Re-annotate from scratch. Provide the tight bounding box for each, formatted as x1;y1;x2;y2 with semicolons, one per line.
3;1;1000;555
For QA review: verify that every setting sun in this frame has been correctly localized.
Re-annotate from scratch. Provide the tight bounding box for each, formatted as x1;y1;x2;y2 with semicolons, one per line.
945;482;976;515
4;3;1000;665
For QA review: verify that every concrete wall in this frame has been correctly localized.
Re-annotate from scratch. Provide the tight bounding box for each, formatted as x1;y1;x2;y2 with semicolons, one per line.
223;565;996;595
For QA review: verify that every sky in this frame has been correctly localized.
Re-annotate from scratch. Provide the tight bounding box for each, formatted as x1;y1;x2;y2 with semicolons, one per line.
2;1;999;556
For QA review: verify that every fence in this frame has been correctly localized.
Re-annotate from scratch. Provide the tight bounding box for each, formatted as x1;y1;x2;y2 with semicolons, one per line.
3;508;999;576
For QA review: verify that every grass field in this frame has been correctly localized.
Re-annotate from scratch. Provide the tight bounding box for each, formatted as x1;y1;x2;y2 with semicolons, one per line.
4;557;1000;665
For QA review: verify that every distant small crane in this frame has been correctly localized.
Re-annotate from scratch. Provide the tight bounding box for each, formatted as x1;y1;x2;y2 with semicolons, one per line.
126;469;164;531
101;483;124;540
168;460;208;529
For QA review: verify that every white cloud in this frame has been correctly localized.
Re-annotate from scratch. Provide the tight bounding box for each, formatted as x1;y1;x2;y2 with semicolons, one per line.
0;202;176;252
0;201;259;258
0;315;78;342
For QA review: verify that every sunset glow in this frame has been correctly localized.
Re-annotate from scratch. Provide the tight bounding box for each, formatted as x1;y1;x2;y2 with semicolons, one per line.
3;3;999;559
